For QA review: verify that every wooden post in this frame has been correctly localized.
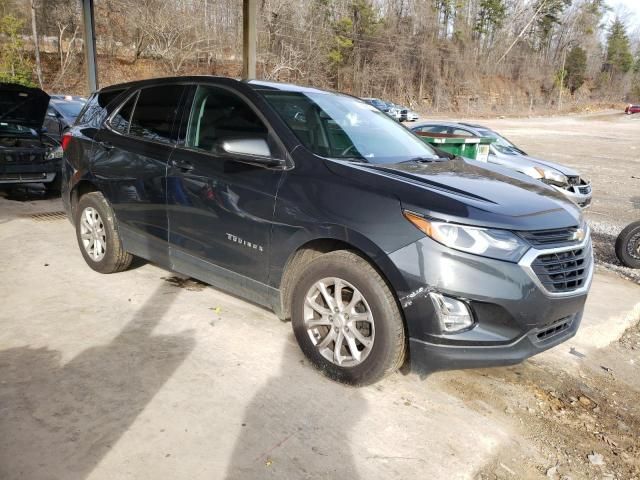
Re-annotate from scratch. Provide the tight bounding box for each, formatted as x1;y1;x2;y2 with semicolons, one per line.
81;0;98;92
242;0;257;80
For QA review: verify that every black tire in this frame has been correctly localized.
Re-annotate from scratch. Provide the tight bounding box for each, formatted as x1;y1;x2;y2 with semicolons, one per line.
45;174;62;196
291;250;406;385
75;191;133;274
615;221;640;269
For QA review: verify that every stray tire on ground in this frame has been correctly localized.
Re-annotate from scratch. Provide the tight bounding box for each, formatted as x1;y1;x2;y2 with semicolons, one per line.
615;220;640;269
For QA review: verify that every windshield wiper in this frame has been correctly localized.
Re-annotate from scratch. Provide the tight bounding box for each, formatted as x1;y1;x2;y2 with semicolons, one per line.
395;156;449;164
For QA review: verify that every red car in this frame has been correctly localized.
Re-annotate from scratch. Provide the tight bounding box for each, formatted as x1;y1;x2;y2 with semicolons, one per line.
625;104;640;114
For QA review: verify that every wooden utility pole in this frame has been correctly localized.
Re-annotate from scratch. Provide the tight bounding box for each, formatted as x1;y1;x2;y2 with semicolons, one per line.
242;0;257;80
81;0;98;92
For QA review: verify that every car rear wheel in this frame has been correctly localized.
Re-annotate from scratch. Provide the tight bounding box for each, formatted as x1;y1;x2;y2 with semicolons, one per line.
615;220;640;269
75;191;132;273
291;250;406;385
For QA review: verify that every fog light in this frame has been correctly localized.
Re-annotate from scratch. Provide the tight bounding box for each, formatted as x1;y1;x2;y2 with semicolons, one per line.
429;292;474;333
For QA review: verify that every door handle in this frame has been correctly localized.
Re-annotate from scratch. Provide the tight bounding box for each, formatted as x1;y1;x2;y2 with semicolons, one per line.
172;159;194;172
99;140;114;150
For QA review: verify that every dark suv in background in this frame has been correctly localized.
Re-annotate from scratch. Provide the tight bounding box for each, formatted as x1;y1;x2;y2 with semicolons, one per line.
62;77;593;385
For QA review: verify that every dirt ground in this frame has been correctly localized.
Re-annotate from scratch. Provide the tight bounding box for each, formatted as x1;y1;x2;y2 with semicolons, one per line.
1;111;639;480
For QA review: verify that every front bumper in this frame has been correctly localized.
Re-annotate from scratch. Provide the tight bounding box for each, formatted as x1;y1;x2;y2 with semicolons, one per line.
410;311;581;371
553;181;592;208
388;234;593;373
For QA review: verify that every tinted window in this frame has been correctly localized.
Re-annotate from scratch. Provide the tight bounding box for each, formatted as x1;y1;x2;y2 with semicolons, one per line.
186;85;269;153
129;85;184;143
76;88;126;126
110;92;137;134
51;100;85;119
451;128;474;137
415;125;447;134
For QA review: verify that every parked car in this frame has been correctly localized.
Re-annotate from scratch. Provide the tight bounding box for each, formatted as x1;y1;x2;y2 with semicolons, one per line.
362;97;390;113
405;110;419;122
362;98;401;121
0;83;64;194
62;77;593;385
410;121;593;208
44;94;87;139
624;104;640;114
386;102;402;121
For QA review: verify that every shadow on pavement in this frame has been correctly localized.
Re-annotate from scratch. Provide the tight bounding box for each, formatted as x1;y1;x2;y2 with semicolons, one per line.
0;284;194;480
224;339;366;480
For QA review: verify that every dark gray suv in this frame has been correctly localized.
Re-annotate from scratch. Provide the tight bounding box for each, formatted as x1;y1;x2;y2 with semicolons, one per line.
61;77;593;385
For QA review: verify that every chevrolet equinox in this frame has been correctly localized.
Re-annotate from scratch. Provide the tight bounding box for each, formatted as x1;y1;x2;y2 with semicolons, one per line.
61;77;593;385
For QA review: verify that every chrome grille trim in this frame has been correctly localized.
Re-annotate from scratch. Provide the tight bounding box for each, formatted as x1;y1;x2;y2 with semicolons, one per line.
519;227;594;297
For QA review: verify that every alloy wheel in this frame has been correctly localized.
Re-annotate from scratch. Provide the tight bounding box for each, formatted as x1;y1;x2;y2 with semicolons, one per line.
303;277;375;367
80;207;106;261
628;232;640;259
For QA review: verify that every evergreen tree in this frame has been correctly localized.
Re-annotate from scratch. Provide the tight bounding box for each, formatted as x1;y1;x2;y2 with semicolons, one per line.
474;0;506;42
604;18;633;75
564;46;587;93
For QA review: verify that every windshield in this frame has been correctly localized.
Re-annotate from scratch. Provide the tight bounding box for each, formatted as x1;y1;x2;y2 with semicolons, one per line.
476;128;524;155
261;91;438;164
51;100;85;119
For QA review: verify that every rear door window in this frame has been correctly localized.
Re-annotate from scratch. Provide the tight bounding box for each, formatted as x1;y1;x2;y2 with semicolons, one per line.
109;92;138;135
77;88;126;126
128;84;185;144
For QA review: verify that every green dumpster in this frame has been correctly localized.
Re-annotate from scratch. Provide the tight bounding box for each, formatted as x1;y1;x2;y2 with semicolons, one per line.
417;136;494;162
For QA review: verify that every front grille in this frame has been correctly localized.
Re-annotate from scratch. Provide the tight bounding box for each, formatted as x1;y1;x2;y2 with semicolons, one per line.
0;172;48;181
577;185;591;194
567;176;580;186
531;243;592;293
536;317;573;342
518;227;581;247
0;153;44;163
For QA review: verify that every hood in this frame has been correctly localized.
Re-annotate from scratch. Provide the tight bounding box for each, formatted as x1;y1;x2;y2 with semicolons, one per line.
491;148;581;177
0;83;50;130
326;157;582;231
519;154;580;177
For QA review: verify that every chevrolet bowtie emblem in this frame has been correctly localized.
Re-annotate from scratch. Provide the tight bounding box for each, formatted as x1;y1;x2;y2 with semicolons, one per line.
572;228;586;242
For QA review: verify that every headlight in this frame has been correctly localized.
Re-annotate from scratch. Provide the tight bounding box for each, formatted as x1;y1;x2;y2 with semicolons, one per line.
46;146;64;160
534;167;567;186
403;211;530;262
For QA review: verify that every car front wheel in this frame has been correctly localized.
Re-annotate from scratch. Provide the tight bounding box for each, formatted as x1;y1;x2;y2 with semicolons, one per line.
291;250;406;385
75;191;133;273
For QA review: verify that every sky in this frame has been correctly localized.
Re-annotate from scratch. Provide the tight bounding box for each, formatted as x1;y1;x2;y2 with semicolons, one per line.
606;0;640;30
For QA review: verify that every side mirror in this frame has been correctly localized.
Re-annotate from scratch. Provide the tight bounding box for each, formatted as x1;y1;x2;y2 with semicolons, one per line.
220;138;284;166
